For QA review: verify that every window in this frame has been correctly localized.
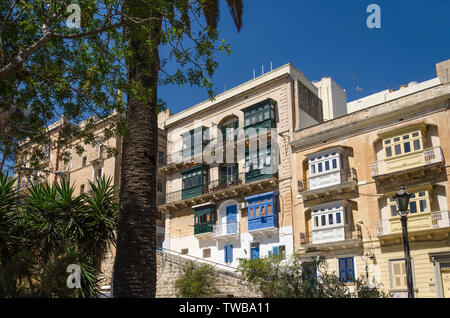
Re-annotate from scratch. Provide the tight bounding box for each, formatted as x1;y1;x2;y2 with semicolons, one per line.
182;167;208;190
383;131;423;159
271;245;286;260
390;260;407;289
203;248;211;258
157;180;163;192
94;165;103;180
82;156;87;167
182;127;209;159
224;245;233;263
311;204;344;229
156;210;163;220
302;261;318;287
158;151;165;166
181;248;188;255
80;184;85;194
309;152;341;176
243;101;275;128
245;143;273;173
338;257;355;282
388;190;430;217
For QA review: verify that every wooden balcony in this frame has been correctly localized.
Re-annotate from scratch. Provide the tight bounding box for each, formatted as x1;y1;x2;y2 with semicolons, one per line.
194;222;215;240
158;172;277;213
300;168;358;205
374;211;450;245
370;147;444;190
158;150;206;175
299;225;362;252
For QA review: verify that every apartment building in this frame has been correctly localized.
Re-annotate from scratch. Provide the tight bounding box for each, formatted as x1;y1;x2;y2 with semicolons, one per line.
291;59;450;298
15;111;169;247
158;64;346;267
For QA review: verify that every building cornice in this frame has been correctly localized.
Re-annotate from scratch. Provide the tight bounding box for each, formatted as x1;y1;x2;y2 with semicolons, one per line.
164;63;318;129
291;83;450;150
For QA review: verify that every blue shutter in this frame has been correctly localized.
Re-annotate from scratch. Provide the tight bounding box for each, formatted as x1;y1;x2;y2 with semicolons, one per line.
225;245;233;263
347;257;354;281
339;258;347;282
339;257;355;282
272;246;280;256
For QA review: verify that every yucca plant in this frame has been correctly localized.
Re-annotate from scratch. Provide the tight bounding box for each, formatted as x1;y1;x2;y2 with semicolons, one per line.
0;176;118;297
80;176;118;270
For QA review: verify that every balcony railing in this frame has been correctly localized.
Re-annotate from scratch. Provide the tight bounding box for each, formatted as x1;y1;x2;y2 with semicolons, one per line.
159;133;275;170
300;168;358;192
162;171;275;205
194;222;215;235
374;211;450;236
370;146;444;177
212;221;240;238
300;226;362;248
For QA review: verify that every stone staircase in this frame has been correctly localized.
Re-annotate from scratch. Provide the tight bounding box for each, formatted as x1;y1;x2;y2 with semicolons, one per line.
99;250;261;297
156;250;261;298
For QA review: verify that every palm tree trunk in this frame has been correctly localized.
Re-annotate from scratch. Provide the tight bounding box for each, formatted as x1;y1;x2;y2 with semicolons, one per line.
113;1;162;297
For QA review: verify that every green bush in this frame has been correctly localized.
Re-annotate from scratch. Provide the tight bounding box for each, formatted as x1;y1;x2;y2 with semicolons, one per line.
175;261;219;297
237;255;387;298
0;174;117;298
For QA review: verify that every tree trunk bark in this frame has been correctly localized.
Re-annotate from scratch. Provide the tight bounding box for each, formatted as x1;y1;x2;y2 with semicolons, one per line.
113;1;161;297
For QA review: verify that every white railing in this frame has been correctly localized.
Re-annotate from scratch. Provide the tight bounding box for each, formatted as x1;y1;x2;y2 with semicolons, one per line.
374;220;390;236
375;211;450;236
213;221;240;238
370;146;443;177
157;247;237;272
431;211;450;229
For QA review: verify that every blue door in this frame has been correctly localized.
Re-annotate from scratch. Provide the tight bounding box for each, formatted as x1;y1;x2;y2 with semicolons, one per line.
250;243;260;259
226;205;238;234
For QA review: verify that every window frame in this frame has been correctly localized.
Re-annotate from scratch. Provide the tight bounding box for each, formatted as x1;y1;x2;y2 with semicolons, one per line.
338;257;355;283
388;190;431;217
309;151;341;177
383;130;424;160
312;204;345;229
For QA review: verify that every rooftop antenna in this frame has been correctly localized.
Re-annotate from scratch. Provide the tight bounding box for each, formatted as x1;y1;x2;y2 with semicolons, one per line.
389;81;395;92
253;69;256;79
262;64;264;75
350;70;363;98
270;62;273;71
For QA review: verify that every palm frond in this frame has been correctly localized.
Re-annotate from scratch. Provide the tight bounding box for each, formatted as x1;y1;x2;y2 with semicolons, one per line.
226;0;243;31
199;0;220;29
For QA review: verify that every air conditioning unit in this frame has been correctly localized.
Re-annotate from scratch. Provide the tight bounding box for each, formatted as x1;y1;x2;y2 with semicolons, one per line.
238;202;247;209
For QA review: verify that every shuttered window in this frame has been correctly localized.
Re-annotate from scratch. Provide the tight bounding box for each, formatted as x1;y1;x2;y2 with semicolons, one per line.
224;244;233;263
391;260;407;289
338;257;355;282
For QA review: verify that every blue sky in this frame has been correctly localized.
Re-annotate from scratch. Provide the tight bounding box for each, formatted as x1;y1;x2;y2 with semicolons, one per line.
159;0;450;115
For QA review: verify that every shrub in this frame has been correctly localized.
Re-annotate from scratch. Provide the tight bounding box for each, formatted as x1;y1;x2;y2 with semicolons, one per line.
237;255;387;298
175;261;219;297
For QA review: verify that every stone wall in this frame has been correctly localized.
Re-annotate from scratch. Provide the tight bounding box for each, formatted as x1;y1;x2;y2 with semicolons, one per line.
99;251;261;298
155;251;261;298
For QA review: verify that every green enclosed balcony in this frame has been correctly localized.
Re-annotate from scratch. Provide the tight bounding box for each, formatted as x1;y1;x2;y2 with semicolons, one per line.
181;165;209;200
194;203;216;239
243;99;277;138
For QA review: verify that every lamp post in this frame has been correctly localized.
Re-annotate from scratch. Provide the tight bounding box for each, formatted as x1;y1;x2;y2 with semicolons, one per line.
393;186;414;298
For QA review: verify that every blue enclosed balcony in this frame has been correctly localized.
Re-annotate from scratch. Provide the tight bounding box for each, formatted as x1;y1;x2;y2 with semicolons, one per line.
246;191;279;237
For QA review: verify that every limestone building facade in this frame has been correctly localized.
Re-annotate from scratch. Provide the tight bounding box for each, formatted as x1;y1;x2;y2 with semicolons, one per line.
291;59;450;298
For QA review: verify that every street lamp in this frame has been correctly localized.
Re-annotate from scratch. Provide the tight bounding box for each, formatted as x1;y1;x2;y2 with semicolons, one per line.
393;186;414;298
